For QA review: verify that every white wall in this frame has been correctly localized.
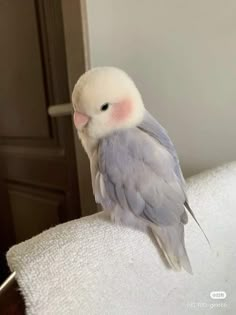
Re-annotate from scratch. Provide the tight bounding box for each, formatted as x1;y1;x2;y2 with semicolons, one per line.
86;0;236;176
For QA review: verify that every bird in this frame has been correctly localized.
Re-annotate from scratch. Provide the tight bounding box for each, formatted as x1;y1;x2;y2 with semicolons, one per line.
72;66;208;273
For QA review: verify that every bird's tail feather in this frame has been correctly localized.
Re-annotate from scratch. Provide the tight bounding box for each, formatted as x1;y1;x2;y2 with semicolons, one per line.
184;201;210;247
151;223;192;274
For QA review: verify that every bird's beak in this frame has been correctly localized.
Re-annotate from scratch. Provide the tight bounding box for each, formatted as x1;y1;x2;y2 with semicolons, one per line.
73;111;90;129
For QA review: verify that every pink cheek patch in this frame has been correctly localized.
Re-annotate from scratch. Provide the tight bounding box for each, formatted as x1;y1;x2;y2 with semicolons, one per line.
111;99;133;123
73;111;89;129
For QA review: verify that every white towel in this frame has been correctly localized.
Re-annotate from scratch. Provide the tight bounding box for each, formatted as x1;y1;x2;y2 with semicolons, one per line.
7;162;236;315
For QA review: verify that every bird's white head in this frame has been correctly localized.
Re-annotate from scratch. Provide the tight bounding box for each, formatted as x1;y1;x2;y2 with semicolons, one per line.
72;67;145;139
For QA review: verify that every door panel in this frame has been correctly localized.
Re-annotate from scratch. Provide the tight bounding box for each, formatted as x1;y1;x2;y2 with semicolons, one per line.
3;151;68;190
8;184;64;243
0;0;82;274
0;0;49;138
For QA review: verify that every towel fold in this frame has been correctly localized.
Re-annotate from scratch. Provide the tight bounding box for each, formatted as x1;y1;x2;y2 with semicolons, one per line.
7;162;236;315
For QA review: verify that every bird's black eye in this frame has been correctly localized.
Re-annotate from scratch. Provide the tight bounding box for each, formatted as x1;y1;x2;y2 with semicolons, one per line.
100;103;109;111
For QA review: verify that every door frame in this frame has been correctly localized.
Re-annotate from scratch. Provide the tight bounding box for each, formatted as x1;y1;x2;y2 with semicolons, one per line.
61;0;97;216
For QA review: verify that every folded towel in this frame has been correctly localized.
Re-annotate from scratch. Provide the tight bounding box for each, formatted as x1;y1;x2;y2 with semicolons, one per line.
7;162;236;315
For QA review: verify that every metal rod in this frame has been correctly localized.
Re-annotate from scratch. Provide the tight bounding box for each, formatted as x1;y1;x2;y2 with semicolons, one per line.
0;272;16;292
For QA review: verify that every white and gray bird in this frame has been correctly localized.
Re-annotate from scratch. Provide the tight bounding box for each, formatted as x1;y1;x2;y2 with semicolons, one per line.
72;67;207;273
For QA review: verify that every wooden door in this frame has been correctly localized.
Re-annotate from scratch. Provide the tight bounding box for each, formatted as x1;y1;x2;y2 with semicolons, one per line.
0;0;82;280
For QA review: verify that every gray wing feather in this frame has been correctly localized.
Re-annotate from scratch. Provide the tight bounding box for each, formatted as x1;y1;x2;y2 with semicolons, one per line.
97;128;186;226
138;110;186;188
96;126;193;272
138;111;209;245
